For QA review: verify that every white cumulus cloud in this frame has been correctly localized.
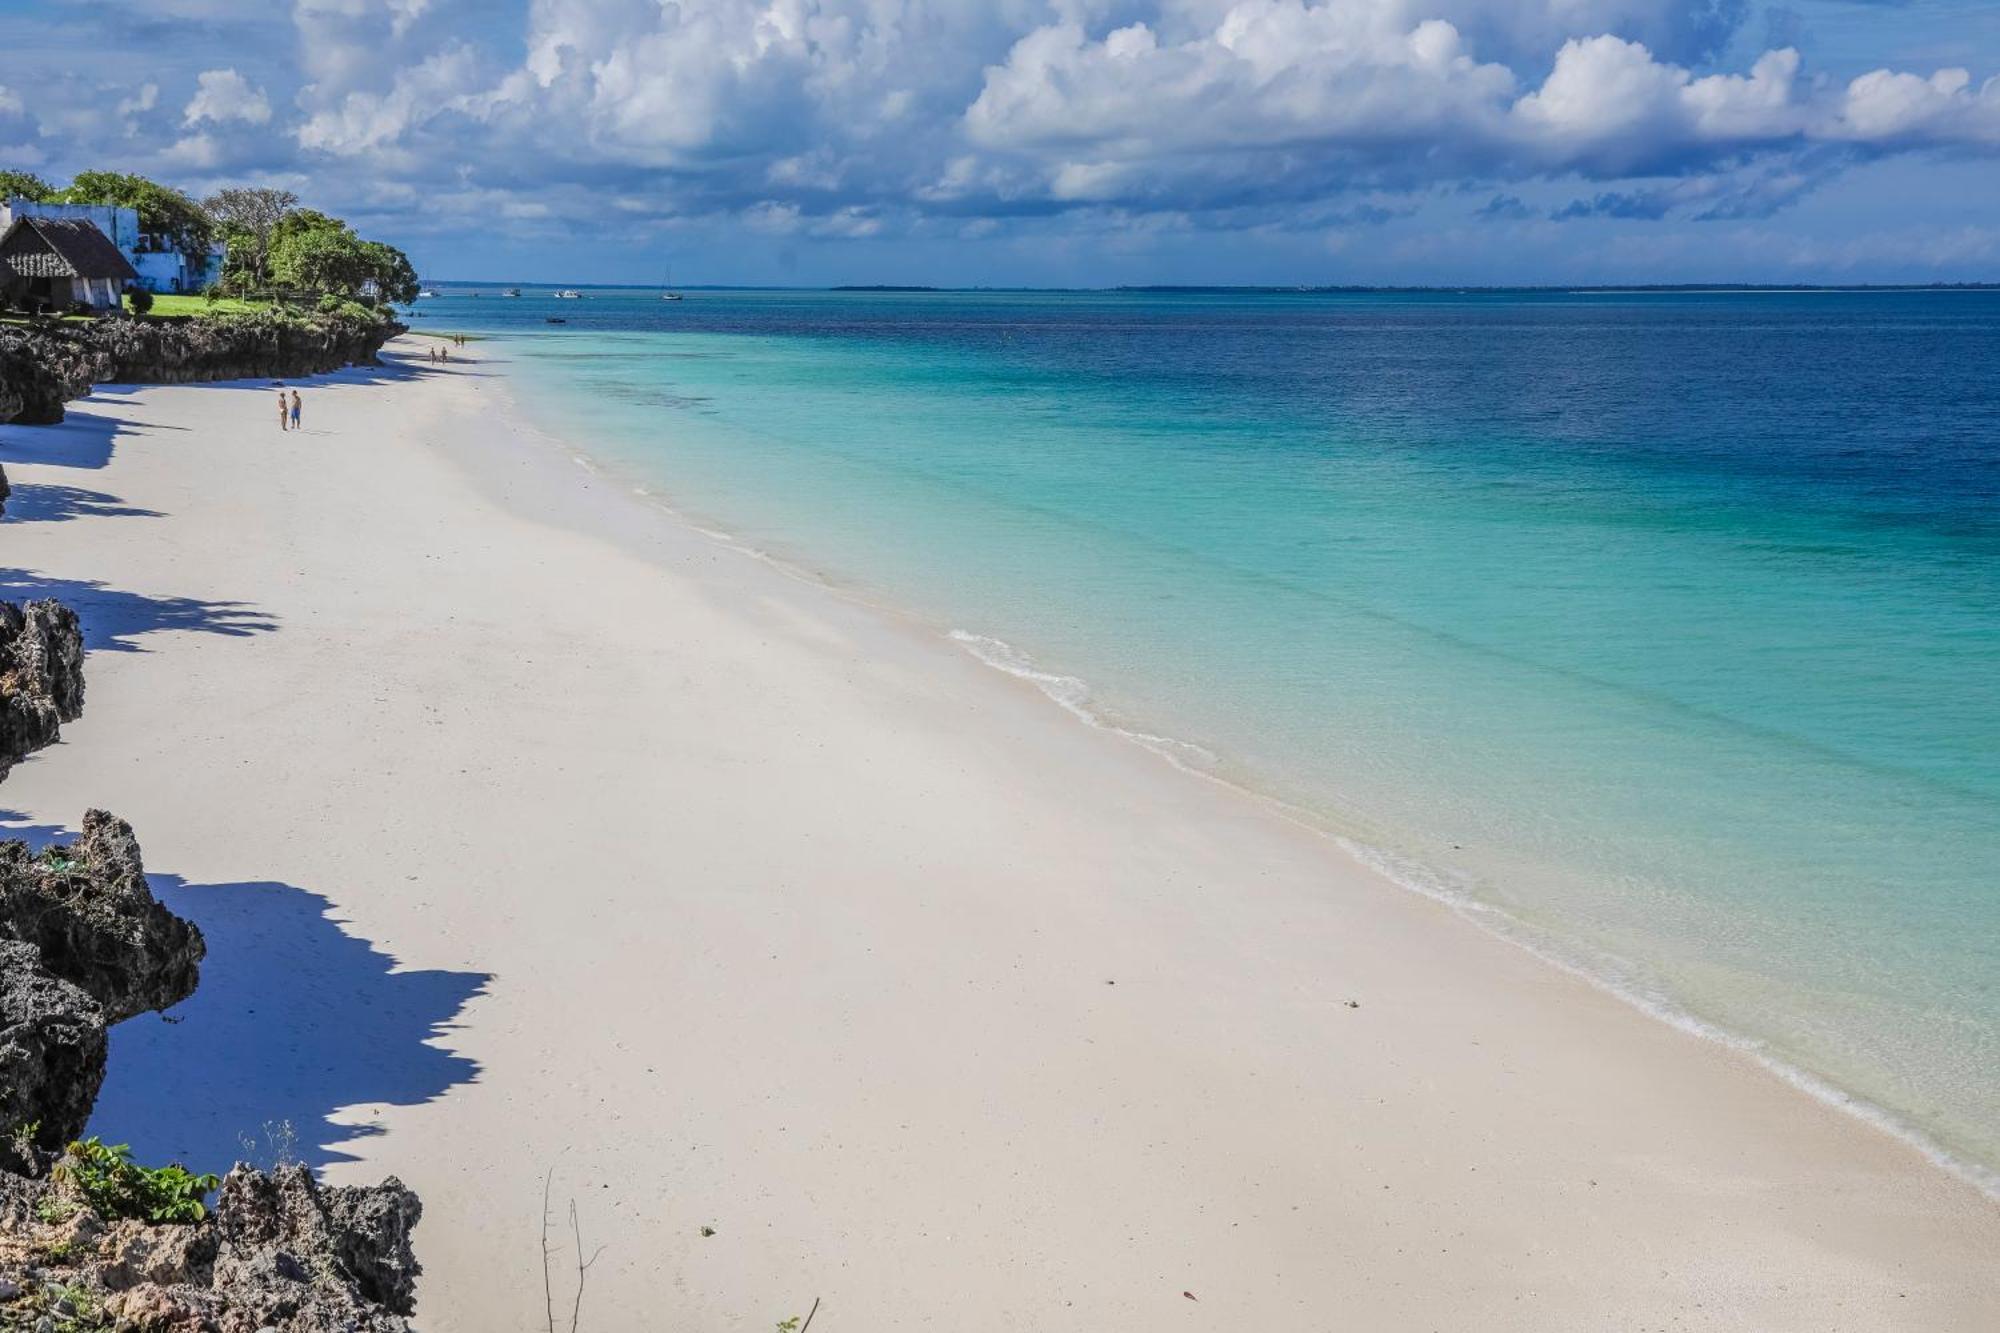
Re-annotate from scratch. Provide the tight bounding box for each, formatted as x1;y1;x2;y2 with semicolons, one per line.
184;68;273;126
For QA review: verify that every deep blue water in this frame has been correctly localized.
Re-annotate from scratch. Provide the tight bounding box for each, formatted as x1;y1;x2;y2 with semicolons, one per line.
415;286;2000;1179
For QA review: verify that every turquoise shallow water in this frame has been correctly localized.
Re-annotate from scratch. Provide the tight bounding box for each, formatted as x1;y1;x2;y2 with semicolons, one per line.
422;288;2000;1179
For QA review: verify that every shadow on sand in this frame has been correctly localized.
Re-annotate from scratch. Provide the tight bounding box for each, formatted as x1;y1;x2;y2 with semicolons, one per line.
0;483;164;524
89;872;490;1175
0;809;77;850
0;407;131;469
0;568;277;653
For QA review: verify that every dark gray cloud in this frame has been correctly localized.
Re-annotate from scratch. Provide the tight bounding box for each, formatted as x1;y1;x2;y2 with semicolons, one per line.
1475;194;1536;221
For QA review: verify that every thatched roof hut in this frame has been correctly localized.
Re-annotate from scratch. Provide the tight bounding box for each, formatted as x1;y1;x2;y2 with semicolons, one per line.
0;216;139;312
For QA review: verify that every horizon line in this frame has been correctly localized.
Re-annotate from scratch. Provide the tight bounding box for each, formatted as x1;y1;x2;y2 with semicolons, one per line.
421;281;2000;294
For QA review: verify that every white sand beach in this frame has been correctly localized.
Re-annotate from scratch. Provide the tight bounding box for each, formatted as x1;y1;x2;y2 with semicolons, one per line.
3;339;1997;1330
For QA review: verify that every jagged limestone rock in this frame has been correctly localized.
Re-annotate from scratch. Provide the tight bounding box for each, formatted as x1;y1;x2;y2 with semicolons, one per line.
205;1166;423;1326
0;327;113;425
0;811;203;1023
0;941;107;1167
0;599;85;781
1;1165;423;1332
0;310;404;425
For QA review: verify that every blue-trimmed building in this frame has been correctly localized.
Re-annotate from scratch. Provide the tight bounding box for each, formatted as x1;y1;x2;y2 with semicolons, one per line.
0;198;223;294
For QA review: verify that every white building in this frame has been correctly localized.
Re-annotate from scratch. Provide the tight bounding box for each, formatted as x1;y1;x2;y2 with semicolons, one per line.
0;198;224;294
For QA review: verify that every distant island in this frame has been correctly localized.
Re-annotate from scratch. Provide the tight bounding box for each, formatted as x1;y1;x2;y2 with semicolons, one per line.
831;284;940;292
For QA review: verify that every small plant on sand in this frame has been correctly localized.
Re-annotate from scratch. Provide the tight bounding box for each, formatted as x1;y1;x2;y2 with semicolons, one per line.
53;1138;219;1224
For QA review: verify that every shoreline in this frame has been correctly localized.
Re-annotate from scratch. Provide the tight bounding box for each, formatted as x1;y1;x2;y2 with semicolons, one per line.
489;337;2000;1203
5;337;1997;1327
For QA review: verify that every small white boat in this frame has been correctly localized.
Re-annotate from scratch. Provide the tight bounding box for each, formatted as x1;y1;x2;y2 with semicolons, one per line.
660;265;683;300
554;289;583;299
416;288;439;299
504;288;521;298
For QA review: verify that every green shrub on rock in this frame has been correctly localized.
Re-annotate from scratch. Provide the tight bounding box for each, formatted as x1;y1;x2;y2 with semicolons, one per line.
52;1138;219;1224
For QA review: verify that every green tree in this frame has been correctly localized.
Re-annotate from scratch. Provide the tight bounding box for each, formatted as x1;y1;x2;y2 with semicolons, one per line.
271;223;372;296
0;170;55;202
359;239;420;304
268;210;419;303
56;171;216;266
269;208;346;249
202;187;298;285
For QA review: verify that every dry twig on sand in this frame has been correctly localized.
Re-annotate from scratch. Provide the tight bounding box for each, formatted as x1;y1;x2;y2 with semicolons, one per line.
541;1161;606;1333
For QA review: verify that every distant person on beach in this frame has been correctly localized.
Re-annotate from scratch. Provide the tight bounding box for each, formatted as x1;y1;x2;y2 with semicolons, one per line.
277;388;289;431
289;390;302;430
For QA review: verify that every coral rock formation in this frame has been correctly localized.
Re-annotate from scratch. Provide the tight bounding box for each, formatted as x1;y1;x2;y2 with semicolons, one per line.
0;811;205;1023
0;1164;423;1333
0;310;404;425
0;598;86;781
0;940;107;1168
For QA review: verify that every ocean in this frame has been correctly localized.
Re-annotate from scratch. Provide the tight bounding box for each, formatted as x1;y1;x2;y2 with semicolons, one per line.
416;286;2000;1183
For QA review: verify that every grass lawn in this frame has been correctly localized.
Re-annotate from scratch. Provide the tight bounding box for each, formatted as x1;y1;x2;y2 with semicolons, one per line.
135;293;271;316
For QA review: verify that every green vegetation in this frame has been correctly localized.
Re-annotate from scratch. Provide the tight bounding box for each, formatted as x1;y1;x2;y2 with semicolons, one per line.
54;171;216;267
52;1138;220;1224
268;209;420;305
30;1279;106;1333
35;1194;78;1225
36;847;79;874
0;170;56;202
204;186;299;289
10;171;418;315
136;292;269;317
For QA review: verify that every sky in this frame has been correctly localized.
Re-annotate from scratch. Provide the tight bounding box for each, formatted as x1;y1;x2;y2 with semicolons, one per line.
1;0;1997;286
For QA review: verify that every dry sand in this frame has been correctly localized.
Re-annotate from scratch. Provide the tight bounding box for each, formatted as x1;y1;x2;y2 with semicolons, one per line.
4;339;1997;1330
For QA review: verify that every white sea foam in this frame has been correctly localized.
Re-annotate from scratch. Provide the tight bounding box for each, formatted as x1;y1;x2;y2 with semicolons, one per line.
947;627;2000;1201
947;631;1217;769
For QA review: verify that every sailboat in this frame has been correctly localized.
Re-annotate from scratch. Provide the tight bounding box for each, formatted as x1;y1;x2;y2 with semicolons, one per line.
660;264;683;301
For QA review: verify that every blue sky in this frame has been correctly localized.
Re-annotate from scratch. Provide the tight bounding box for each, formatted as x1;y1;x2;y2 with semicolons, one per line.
1;0;1996;285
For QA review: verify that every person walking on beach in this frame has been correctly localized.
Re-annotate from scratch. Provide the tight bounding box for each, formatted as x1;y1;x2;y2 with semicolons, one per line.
277;388;289;431
289;390;302;431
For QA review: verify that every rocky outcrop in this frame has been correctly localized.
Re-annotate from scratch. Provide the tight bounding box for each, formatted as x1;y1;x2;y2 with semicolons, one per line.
0;598;86;781
0;326;116;426
79;311;402;386
0;940;107;1168
202;1167;424;1326
0;811;204;1023
0;813;199;1167
0;462;10;517
0;1165;423;1333
0;309;404;425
